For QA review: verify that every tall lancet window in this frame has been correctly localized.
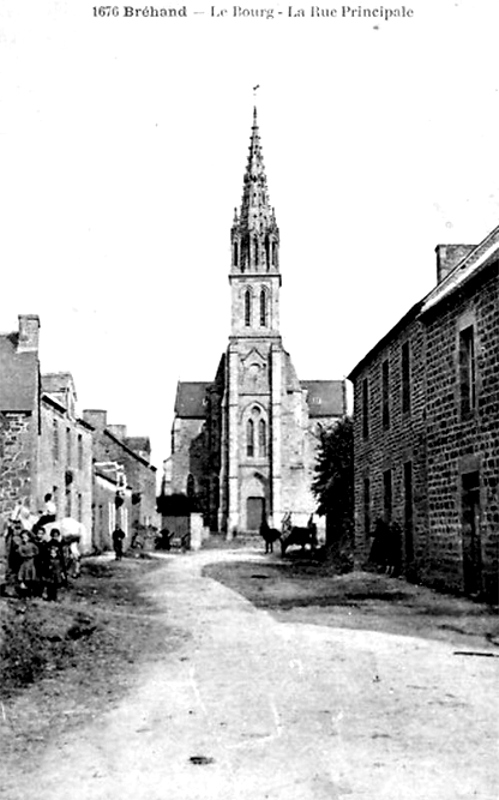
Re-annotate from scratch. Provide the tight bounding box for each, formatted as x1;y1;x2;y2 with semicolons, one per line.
244;289;252;327
233;241;239;268
258;419;267;457
254;236;259;267
272;241;278;266
246;419;254;457
260;289;267;327
265;235;270;270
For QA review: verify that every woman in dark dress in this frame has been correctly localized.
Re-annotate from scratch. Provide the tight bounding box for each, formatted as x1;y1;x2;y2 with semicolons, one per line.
16;531;39;596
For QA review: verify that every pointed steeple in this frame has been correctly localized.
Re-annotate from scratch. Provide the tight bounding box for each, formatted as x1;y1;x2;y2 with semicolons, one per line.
231;107;280;275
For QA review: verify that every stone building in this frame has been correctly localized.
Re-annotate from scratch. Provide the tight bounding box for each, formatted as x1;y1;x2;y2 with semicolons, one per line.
92;462;133;552
0;315;40;524
165;109;345;535
83;410;158;546
0;317;93;552
348;224;499;601
39;373;93;551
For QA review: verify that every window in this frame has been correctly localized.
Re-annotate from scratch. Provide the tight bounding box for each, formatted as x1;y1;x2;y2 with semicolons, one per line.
66;427;71;465
363;476;371;537
459;325;476;417
108;502;116;536
254;236;259;267
258;418;267;457
246;419;254;457
272;241;277;266
233;241;238;267
77;493;82;522
382;359;390;430
78;434;83;471
383;469;392;523
362;378;369;440
244;289;252;327
264;235;270;269
260;289;267;327
402;341;411;414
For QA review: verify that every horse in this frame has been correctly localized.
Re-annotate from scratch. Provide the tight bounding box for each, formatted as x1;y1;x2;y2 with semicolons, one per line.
280;513;318;557
259;518;281;554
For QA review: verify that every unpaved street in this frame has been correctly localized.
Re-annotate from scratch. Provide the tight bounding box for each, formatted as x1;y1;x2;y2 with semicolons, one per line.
4;549;499;800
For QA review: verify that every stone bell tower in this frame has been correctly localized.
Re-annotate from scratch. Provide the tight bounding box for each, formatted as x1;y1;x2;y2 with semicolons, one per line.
229;106;282;337
220;107;285;535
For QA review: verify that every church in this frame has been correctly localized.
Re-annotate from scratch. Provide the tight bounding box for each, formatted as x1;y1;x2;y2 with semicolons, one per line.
164;108;345;537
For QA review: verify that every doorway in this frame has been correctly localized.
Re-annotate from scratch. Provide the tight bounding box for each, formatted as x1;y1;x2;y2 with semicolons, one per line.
246;497;265;531
462;471;482;596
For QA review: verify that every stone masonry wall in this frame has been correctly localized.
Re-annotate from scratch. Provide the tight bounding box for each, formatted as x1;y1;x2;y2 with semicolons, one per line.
36;402;93;551
351;317;427;575
280;386;317;526
0;412;34;526
171;417;205;496
423;265;499;599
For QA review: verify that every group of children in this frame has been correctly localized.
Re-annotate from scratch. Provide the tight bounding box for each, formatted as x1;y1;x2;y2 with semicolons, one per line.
4;495;78;601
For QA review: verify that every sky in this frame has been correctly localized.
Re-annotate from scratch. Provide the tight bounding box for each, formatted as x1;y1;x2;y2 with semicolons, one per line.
2;0;499;473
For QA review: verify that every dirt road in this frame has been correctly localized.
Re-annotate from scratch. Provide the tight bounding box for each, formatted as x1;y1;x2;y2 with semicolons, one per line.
4;549;499;800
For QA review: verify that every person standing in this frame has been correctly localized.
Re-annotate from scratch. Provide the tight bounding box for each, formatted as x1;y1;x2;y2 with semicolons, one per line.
16;531;39;597
4;520;22;587
112;527;125;561
42;529;65;601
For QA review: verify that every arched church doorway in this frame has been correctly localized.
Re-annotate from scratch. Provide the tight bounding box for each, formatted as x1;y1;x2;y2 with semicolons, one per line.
246;497;265;531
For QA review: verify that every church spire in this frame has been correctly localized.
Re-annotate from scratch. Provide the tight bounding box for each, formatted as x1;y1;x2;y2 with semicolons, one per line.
231;107;280;275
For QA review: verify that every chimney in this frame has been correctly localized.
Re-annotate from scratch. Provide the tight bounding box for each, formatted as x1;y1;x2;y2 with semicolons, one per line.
17;314;40;353
107;424;127;441
435;244;475;284
83;409;107;430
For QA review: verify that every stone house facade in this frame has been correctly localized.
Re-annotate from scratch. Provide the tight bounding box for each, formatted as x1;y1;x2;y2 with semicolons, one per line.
348;228;499;601
348;305;427;579
0;315;40;523
83;410;158;544
0;318;93;552
92;463;133;552
164;109;345;535
37;373;93;552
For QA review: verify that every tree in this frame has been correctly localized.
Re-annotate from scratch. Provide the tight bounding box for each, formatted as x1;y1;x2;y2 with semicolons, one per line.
312;416;354;568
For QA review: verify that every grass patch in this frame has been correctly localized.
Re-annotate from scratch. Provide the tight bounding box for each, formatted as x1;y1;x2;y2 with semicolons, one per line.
0;556;184;767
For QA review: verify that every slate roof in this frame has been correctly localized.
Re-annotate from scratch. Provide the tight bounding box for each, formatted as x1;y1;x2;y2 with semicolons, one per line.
174;382;209;418
0;332;38;412
348;224;499;382
41;372;76;398
301;380;345;418
422;224;499;314
126;436;151;455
